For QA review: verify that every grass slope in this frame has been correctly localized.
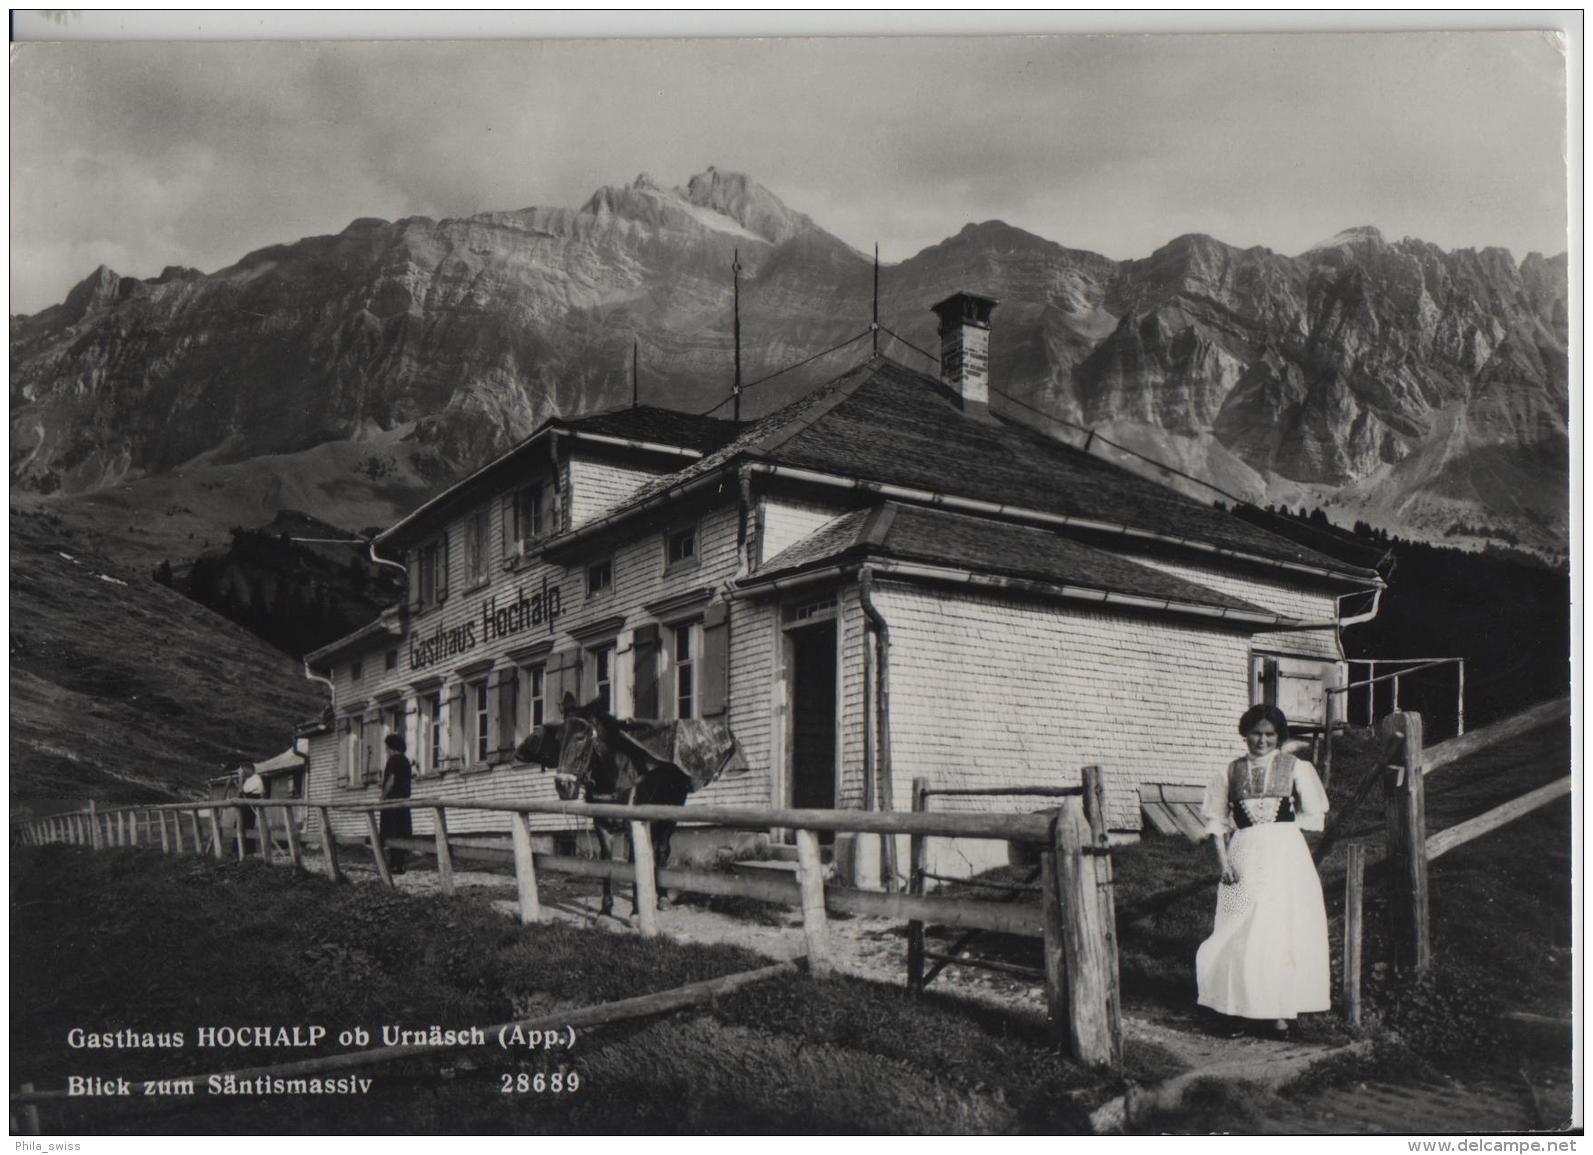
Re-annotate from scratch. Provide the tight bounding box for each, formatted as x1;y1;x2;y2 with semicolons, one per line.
10;847;1175;1135
10;509;325;809
12;427;440;574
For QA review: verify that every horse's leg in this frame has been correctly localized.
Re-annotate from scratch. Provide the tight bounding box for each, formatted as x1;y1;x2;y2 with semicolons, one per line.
594;821;615;919
625;786;642;920
655;819;676;912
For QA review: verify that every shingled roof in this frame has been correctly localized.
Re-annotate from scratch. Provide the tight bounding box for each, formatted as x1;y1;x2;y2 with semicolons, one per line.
569;357;1378;581
745;502;1277;619
558;404;742;452
376;404;740;550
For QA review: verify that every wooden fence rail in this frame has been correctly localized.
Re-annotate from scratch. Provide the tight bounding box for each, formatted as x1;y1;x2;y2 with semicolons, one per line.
23;781;1123;1068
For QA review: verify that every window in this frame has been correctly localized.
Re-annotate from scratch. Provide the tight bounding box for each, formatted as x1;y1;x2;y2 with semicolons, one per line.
526;666;546;729
350;660;363;682
498;668;519;759
381;703;403;749
512;485;544;558
591;646;613;712
416;537;447;607
471;679;490;764
425;692;443;774
587;559;612;597
464;509;489;586
385;649;398;672
666;526;697;567
673;624;696;719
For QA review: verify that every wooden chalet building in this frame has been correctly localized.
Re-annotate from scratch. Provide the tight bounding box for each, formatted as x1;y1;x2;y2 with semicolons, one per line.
302;293;1383;884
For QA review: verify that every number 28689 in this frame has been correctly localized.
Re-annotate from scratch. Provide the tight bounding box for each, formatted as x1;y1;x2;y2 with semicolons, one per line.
500;1070;581;1094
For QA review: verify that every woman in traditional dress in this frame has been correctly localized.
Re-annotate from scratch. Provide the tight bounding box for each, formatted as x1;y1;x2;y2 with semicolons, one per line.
1196;704;1331;1035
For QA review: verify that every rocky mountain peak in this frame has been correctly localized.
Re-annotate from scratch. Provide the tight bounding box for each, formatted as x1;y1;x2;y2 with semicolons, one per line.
1304;225;1388;256
6;174;1567;557
59;263;144;323
680;167;818;245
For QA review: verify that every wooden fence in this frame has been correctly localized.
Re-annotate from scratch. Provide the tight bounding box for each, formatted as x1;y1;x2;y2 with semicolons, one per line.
1335;705;1571;1023
19;781;1125;1068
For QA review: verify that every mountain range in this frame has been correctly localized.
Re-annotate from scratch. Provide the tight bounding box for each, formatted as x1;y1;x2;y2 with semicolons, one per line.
9;167;1569;559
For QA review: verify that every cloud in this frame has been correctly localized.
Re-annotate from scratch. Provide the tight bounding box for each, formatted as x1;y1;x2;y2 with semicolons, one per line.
8;34;1568;312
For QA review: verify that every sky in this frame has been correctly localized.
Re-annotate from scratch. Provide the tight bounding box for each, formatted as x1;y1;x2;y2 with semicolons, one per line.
9;22;1571;314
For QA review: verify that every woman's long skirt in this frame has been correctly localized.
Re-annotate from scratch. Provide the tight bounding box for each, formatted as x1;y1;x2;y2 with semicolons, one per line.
1196;822;1330;1020
379;807;412;871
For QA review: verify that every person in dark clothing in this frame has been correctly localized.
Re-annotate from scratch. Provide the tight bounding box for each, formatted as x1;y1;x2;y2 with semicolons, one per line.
379;733;413;875
238;763;263;853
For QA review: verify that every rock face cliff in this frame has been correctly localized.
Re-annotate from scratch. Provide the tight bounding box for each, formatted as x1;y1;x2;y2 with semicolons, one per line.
10;172;1568;554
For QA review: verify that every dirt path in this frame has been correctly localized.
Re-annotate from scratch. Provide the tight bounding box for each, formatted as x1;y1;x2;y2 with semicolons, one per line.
341;857;1346;1087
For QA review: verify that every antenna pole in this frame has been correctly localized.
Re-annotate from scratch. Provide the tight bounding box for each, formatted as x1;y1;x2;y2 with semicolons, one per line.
732;248;743;421
632;339;639;409
872;242;879;356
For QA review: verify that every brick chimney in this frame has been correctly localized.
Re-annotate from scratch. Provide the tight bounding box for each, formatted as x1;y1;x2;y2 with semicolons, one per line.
930;291;999;418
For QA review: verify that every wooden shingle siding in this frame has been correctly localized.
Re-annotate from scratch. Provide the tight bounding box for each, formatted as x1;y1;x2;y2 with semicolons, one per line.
872;580;1252;876
759;497;848;566
566;457;669;526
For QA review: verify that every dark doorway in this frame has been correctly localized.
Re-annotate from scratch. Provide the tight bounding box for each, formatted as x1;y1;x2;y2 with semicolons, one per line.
788;619;838;838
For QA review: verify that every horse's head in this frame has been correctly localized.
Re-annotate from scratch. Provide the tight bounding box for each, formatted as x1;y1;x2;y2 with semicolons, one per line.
514;722;564;768
542;692;630;801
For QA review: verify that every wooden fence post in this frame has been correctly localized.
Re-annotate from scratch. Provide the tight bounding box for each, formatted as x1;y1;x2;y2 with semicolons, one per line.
283;805;304;869
795;828;833;977
629;821;659;938
432;807;455;897
1054;793;1122;1067
234;805;247;861
1343;843;1366;1025
158;811;171;855
509;812;542;924
1081;766;1123;1063
89;801;100;850
1383;712;1430;973
208;807;225;861
256;806;274;863
317;807;342;882
131;811;142;847
906;777;929;991
19;1083;40;1135
366;811;394;887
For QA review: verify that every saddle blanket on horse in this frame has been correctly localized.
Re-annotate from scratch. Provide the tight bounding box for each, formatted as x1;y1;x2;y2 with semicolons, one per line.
608;718;747;793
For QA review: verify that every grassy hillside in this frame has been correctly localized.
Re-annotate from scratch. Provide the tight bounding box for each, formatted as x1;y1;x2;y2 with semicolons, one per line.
11;427;441;574
9;508;326;811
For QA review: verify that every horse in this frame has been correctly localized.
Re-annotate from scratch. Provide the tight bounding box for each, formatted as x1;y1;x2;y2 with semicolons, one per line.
515;692;743;920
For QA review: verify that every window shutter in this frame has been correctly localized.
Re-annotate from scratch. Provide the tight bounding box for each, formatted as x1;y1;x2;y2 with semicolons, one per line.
446;686;466;767
632;624;661;720
700;601;729;720
338;717;354;785
493;669;518;757
502;493;515;561
406;703;422;764
437;532;450;601
362;716;381;785
406;551;422;612
546;649;579;720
